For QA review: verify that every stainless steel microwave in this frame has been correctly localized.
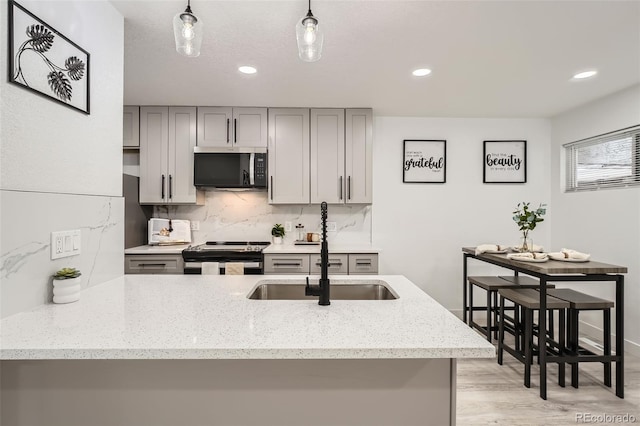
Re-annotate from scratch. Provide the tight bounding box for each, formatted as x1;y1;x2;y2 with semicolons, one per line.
193;147;268;189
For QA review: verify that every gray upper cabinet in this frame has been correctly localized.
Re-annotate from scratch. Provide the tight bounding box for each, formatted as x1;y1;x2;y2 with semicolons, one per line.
140;106;202;204
197;107;267;148
345;109;373;204
268;108;310;204
197;107;232;147
123;106;140;148
310;109;345;204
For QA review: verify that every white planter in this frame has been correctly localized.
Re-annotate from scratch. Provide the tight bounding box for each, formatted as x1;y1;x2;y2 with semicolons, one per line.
53;276;81;304
272;236;283;245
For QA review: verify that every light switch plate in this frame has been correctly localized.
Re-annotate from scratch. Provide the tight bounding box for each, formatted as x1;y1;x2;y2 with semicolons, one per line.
190;221;200;231
51;229;81;259
284;222;292;232
326;222;337;232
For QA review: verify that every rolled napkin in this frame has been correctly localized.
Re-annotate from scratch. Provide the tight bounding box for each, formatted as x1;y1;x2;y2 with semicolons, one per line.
475;244;507;255
560;248;590;260
507;252;549;261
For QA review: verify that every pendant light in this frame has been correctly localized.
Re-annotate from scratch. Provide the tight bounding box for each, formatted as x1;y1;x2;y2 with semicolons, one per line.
173;0;203;57
296;0;323;62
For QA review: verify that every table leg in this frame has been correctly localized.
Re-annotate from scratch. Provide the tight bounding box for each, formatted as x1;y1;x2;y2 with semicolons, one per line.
539;277;548;400
616;275;624;398
463;254;468;324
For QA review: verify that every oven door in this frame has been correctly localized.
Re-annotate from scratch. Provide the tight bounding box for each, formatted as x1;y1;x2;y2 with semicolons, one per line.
183;261;263;275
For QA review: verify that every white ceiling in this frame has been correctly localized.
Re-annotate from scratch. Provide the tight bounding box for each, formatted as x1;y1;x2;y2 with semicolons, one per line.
111;0;640;117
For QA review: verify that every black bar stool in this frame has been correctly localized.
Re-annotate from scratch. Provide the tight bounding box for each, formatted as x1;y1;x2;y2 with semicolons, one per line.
498;288;569;389
467;275;552;342
546;288;614;388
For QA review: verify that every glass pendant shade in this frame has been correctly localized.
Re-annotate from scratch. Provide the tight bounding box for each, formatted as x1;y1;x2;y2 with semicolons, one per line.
296;15;323;62
173;6;203;57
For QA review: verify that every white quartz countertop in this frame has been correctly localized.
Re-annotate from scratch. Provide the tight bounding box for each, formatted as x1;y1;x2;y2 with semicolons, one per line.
125;244;190;255
0;275;494;360
263;243;380;254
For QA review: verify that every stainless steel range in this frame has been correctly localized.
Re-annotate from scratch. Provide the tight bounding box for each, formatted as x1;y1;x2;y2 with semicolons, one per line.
182;241;270;275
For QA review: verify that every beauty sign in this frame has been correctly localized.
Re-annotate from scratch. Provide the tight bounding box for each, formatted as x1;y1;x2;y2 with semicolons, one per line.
483;140;527;183
403;140;446;183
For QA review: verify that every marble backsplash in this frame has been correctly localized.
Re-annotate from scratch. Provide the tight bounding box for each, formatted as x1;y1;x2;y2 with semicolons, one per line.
154;190;372;245
0;190;124;318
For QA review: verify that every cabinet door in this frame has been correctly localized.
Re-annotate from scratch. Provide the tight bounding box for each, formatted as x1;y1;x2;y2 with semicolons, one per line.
168;107;198;203
197;107;232;147
140;107;169;203
310;109;345;204
345;109;373;204
264;254;310;274
233;107;268;147
123;106;140;148
268;108;310;204
125;255;184;274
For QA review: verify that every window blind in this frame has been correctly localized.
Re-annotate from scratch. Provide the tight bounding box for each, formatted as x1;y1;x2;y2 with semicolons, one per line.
564;125;640;191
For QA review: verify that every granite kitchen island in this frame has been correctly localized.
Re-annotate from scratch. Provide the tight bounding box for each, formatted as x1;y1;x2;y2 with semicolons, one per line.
1;275;494;426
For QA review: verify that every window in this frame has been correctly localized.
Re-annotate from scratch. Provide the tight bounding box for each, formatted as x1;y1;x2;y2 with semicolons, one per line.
564;125;640;191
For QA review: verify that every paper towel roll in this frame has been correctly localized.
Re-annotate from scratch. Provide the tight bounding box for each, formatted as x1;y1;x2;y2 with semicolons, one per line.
201;262;219;275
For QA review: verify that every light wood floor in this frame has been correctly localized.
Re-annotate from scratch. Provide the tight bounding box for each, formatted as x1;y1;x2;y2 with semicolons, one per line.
457;341;640;425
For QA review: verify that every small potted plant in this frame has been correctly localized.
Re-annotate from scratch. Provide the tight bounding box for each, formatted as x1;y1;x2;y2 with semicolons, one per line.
271;224;285;244
512;202;546;252
52;267;82;304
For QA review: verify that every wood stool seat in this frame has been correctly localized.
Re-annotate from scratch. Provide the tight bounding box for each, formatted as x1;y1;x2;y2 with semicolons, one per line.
500;288;570;310
546;288;614;310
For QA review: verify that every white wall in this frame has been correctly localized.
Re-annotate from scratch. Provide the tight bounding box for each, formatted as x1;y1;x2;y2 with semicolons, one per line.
373;117;551;313
0;0;124;318
550;84;640;353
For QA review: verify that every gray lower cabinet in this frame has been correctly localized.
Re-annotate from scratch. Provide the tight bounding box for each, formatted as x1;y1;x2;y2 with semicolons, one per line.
264;254;310;274
125;254;184;274
264;253;377;275
310;254;348;275
348;254;378;274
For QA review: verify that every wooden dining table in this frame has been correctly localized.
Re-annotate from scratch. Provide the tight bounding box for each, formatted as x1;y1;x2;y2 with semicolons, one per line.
462;247;627;400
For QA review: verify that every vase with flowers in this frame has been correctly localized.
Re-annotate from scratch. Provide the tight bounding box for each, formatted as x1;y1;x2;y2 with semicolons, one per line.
512;202;546;252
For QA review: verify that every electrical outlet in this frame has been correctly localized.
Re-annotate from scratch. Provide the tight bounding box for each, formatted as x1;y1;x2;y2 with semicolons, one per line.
326;222;337;232
190;221;200;231
284;221;292;232
51;229;81;260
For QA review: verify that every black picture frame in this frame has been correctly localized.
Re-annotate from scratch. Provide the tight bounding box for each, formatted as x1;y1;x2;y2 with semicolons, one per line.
8;0;90;114
483;140;527;183
403;140;447;183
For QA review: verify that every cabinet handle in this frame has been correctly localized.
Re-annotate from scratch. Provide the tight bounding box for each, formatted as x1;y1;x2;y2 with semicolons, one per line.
348;176;351;200
169;175;173;199
356;261;372;266
226;118;230;143
339;176;343;200
270;176;273;201
234;119;237;144
316;262;342;266
273;262;302;267
139;263;167;267
161;174;165;199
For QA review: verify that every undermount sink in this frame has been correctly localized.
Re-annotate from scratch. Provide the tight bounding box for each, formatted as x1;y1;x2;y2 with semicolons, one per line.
247;279;399;300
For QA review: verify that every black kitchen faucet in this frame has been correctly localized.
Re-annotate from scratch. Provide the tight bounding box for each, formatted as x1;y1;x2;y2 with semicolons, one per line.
305;201;330;305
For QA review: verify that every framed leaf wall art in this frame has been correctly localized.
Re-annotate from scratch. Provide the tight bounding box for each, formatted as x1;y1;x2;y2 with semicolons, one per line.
8;0;90;114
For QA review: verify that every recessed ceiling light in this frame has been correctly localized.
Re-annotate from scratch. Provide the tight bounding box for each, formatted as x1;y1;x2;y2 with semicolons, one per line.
572;70;597;80
412;68;432;77
238;66;257;75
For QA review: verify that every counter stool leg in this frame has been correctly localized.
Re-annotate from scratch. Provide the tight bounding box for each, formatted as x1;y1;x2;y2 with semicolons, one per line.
493;291;499;340
548;310;554;340
524;308;533;388
486;291;492;342
604;308;612;388
469;280;474;329
498;296;505;365
559;309;566;387
515;304;521;352
571;309;579;388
